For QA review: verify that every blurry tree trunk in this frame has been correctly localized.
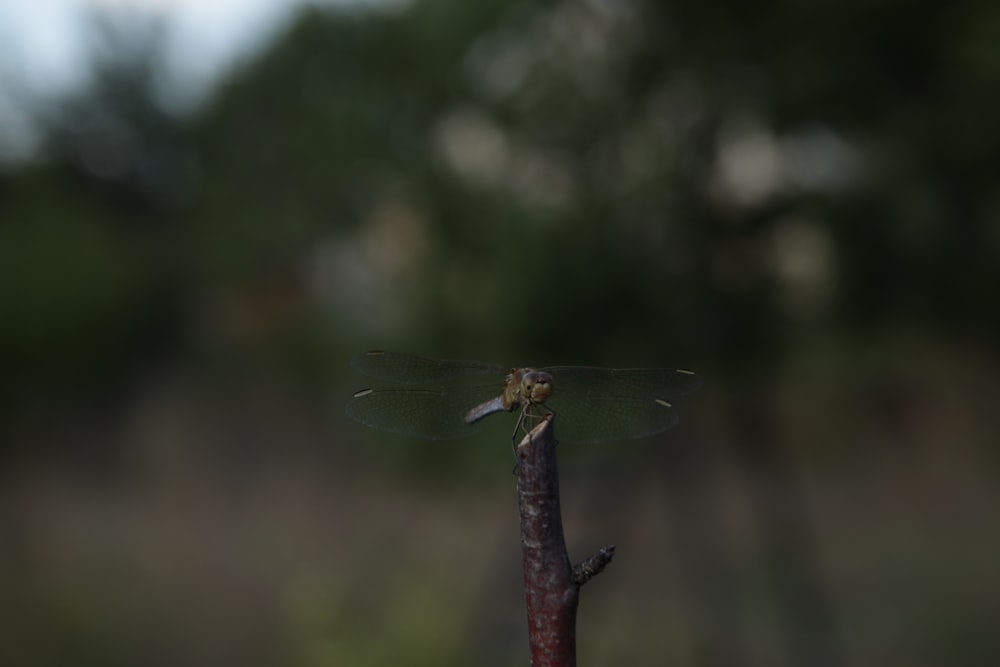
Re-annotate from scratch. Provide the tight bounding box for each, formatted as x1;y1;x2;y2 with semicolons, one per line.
729;379;846;667
659;439;750;666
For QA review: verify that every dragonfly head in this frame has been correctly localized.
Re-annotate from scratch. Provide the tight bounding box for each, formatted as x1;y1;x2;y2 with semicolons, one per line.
520;369;554;405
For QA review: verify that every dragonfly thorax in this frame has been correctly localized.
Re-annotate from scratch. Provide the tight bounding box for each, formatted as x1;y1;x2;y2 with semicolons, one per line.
502;368;554;412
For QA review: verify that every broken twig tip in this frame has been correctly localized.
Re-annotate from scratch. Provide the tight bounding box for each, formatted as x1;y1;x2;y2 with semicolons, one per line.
515;412;555;450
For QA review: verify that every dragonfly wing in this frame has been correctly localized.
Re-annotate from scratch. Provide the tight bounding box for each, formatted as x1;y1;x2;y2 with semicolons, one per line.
544;366;702;399
351;351;507;384
543;394;680;444
345;384;504;439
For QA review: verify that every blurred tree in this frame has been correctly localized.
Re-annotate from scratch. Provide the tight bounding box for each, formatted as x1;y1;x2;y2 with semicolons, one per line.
0;13;188;403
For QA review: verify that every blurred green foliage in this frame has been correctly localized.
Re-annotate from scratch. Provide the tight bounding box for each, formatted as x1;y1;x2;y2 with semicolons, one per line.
2;0;997;401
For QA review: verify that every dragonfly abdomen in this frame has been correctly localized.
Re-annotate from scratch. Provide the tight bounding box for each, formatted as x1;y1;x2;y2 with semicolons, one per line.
465;396;507;425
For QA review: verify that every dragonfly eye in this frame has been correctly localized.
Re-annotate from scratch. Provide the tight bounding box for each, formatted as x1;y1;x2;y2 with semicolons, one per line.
521;371;554;404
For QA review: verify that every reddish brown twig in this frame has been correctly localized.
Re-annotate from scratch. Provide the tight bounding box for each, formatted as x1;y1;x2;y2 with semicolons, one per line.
515;414;615;667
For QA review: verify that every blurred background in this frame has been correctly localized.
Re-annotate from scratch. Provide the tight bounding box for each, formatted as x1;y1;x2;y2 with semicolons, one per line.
2;0;998;665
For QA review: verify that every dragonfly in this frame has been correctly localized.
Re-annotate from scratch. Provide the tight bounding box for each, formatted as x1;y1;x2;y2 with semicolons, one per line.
345;351;702;444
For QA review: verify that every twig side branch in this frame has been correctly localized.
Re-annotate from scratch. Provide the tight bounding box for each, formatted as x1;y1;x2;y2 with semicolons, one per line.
572;545;616;585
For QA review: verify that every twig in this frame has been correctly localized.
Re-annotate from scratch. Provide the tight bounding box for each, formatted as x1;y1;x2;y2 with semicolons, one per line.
572;545;616;585
515;414;616;667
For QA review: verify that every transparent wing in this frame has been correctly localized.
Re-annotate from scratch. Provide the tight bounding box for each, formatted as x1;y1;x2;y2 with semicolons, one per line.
543;366;702;399
347;354;702;442
542;393;680;443
345;384;507;439
351;350;507;384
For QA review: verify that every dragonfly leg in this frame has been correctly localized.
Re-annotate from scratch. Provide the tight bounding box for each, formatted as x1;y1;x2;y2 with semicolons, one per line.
510;407;528;452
